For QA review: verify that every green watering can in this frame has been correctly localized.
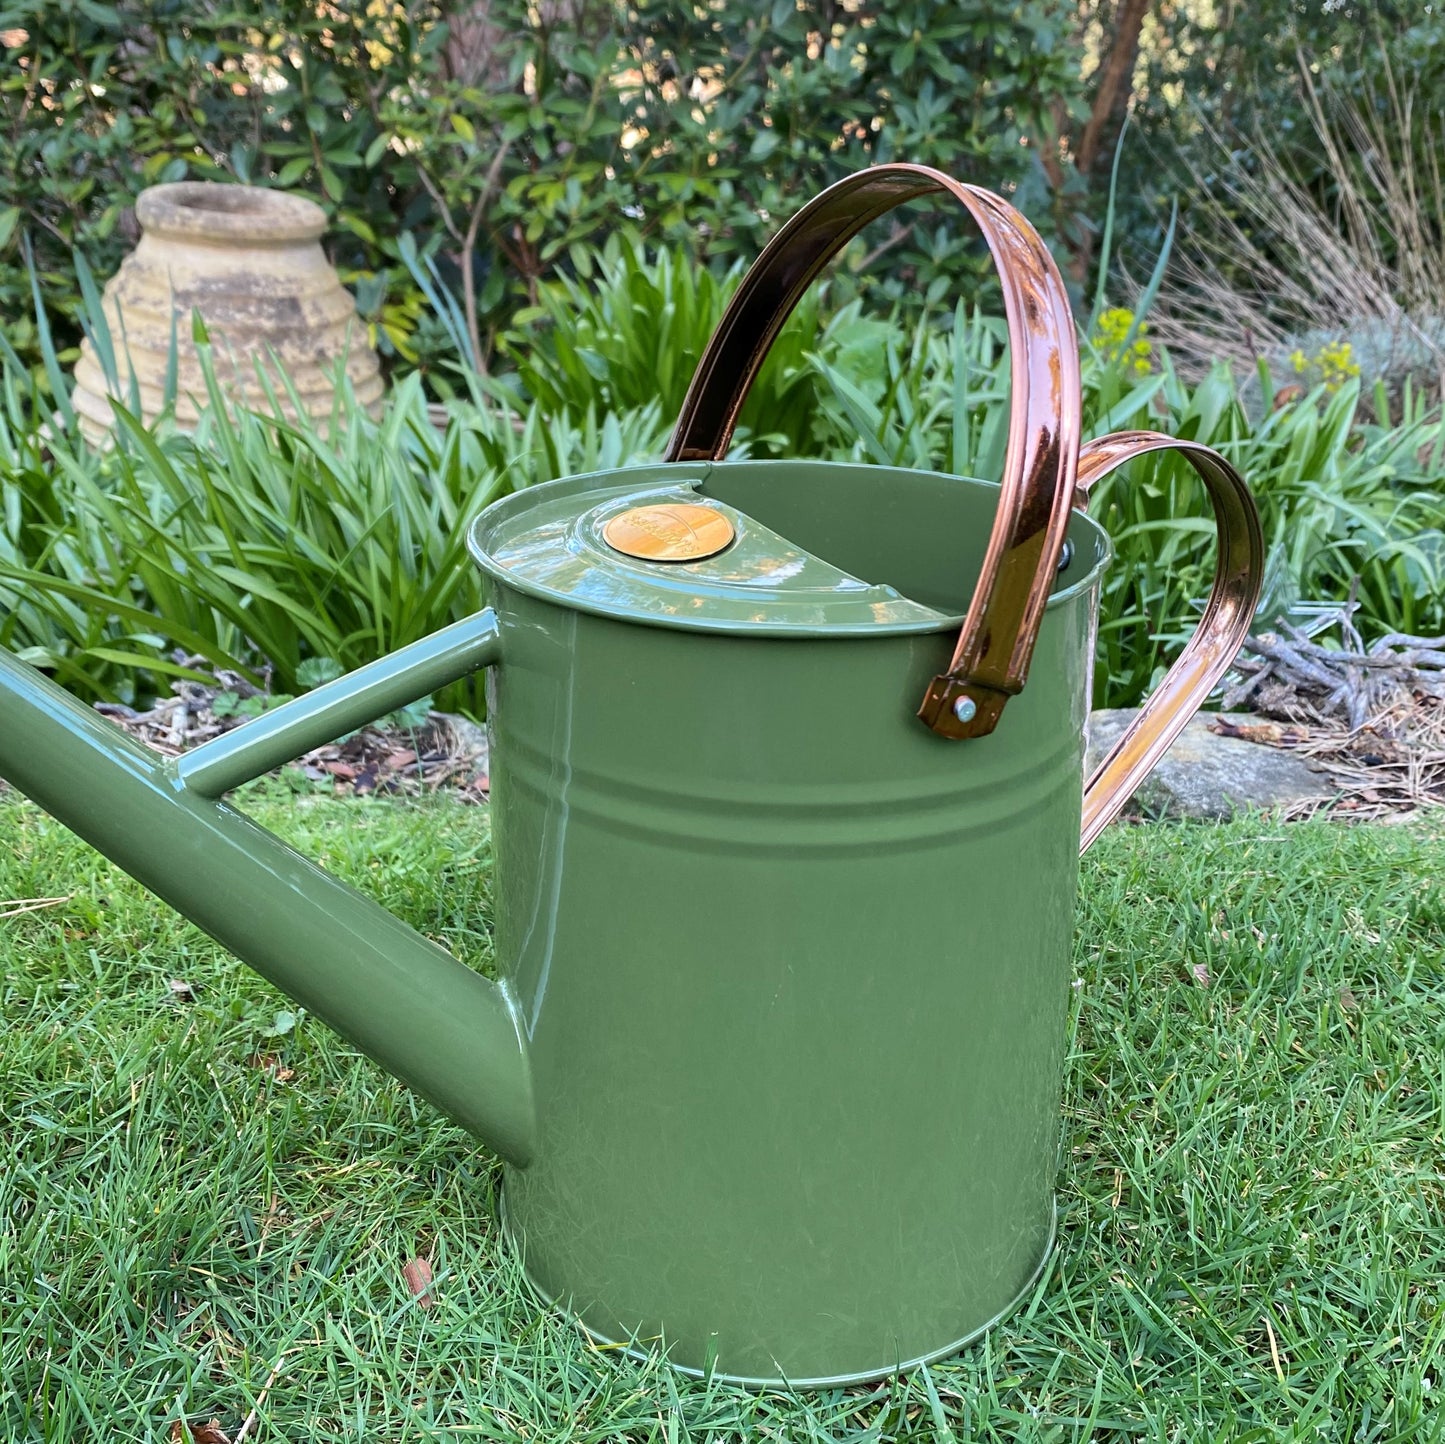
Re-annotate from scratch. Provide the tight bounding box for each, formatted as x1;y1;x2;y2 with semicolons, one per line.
0;166;1265;1386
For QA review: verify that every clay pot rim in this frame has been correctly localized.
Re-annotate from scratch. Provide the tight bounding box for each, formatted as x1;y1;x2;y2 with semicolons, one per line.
136;182;327;245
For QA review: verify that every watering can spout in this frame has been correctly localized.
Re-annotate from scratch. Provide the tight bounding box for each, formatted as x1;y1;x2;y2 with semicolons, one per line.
0;627;536;1166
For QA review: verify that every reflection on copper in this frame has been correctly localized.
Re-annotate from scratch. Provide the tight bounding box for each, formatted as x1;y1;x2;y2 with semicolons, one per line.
1076;432;1264;853
663;164;1080;739
664;166;1265;811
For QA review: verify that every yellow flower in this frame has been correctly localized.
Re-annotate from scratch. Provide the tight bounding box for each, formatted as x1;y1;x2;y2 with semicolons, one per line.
1094;307;1153;375
1283;338;1363;393
1316;340;1360;392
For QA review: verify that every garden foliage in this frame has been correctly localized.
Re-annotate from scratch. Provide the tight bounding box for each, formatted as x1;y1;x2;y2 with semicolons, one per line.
2;4;1444;720
3;242;1444;719
0;361;671;714
0;0;1084;376
4;2;1434;385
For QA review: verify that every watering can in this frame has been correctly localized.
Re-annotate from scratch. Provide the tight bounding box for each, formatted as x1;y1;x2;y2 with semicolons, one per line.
0;166;1264;1386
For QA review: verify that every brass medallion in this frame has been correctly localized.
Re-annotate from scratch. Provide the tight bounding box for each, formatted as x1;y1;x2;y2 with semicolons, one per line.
602;503;735;562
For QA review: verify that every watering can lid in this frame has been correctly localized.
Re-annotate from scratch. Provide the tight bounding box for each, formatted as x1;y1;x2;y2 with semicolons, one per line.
469;468;951;633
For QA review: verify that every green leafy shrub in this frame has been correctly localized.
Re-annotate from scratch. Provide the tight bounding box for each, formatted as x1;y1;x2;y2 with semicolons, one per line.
494;235;898;457
495;238;743;423
0;0;1086;386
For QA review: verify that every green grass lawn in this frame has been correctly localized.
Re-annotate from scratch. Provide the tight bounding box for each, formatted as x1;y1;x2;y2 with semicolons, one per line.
2;792;1443;1443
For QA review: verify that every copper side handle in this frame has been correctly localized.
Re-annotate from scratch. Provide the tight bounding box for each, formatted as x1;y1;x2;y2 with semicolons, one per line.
1078;432;1265;854
665;164;1081;741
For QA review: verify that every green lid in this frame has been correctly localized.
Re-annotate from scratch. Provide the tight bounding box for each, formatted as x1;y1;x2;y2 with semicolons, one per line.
469;465;950;634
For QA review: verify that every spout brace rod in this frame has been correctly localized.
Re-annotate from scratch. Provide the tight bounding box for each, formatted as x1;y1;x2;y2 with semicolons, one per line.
177;612;501;797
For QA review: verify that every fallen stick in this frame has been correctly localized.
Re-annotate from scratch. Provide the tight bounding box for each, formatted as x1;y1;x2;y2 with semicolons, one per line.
0;894;72;918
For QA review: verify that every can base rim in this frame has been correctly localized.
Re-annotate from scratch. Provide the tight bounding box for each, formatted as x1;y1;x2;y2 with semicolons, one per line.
499;1193;1058;1391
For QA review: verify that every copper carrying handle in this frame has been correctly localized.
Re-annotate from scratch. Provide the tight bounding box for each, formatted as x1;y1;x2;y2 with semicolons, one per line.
666;163;1081;741
1077;432;1265;853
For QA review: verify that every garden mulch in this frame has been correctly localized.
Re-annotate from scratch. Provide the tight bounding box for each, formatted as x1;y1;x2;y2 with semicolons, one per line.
75;628;1445;822
1220;618;1445;820
93;658;490;801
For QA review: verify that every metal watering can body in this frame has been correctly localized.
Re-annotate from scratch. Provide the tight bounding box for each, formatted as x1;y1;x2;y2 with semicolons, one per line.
477;459;1107;1385
0;166;1264;1386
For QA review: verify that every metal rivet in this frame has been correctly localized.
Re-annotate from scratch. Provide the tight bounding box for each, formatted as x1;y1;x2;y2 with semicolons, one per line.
953;696;977;724
1057;539;1074;572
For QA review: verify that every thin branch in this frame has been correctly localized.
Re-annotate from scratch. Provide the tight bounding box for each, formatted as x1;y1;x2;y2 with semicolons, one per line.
0;894;72;919
414;163;466;246
458;138;512;372
856;220;915;273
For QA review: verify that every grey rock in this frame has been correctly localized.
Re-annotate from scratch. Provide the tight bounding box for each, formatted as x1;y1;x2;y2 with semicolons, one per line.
1085;709;1335;821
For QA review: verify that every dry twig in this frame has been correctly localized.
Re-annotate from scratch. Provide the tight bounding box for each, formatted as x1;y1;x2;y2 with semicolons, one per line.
1216;608;1445;819
0;894;71;919
232;1355;285;1444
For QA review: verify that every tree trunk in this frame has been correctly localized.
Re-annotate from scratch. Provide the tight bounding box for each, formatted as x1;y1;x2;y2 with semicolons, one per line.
1065;0;1153;283
441;0;512;89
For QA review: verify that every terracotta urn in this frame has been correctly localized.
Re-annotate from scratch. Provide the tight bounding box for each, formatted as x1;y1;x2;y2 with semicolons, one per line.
72;182;383;443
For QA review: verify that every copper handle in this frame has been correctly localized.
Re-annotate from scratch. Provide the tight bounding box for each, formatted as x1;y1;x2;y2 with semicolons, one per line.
665;164;1081;741
1077;432;1265;854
